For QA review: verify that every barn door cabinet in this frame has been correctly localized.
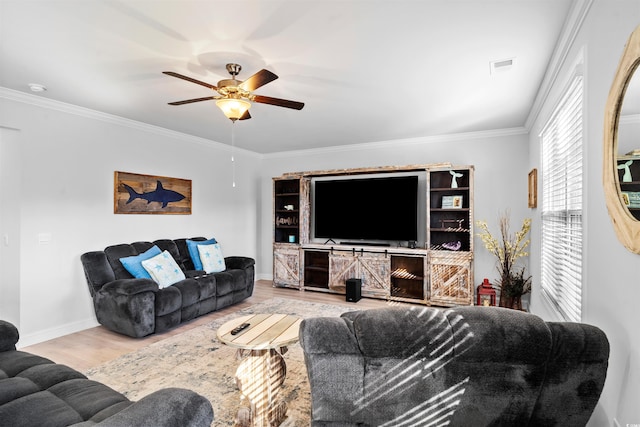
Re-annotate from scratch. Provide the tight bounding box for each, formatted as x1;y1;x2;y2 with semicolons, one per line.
272;164;474;307
328;250;390;298
273;244;301;288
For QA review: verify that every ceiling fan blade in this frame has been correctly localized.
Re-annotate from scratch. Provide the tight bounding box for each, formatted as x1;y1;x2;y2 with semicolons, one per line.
163;71;217;90
239;69;278;92
168;96;216;105
253;95;304;110
239;110;251;120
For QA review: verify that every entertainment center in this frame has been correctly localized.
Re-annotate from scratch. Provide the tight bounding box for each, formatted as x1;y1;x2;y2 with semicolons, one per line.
273;163;474;306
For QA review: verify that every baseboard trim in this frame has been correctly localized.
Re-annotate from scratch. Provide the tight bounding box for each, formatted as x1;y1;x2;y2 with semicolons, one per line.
17;318;99;348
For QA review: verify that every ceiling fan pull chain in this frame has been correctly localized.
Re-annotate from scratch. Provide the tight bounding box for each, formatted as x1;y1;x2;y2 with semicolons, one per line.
231;121;236;188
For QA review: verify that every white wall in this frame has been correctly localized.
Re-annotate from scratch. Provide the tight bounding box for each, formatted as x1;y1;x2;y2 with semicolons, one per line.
258;130;531;293
0;92;261;346
528;1;640;425
0;127;21;327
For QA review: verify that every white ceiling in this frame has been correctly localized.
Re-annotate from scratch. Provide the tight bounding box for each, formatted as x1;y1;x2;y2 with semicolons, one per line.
0;0;575;154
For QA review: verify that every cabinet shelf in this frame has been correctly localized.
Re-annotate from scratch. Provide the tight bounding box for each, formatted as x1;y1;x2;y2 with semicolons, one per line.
304;250;329;289
305;266;328;272
430;187;470;192
428;168;473;261
274;178;301;244
390;255;424;300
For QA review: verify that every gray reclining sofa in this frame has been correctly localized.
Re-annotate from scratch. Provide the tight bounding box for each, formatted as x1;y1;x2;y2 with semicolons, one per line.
300;306;609;426
81;237;255;337
0;320;213;426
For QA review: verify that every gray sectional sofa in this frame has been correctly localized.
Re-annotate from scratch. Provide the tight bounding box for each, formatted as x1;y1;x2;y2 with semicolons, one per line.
0;320;213;426
81;237;255;338
300;306;609;427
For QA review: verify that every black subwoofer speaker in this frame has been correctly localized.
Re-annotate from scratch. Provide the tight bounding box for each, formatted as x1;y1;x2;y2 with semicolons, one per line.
346;278;362;302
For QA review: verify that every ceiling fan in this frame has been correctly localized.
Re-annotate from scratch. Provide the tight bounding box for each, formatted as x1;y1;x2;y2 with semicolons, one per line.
163;63;304;121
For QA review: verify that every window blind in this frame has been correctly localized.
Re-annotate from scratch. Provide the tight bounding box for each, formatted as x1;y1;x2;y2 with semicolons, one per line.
540;74;583;322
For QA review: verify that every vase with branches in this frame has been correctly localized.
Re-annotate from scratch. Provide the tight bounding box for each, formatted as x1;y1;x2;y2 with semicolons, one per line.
476;211;532;310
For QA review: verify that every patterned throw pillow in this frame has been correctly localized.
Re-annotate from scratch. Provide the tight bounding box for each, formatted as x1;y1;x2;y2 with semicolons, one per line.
186;238;217;270
141;250;186;288
197;243;226;273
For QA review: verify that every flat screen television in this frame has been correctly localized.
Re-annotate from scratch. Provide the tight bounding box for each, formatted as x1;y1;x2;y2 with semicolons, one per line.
313;175;418;243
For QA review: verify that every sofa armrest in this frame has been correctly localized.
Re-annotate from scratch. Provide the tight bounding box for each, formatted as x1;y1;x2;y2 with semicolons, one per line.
100;278;158;296
0;320;19;351
530;322;609;426
95;387;213;427
300;317;365;425
300;317;361;355
224;256;255;270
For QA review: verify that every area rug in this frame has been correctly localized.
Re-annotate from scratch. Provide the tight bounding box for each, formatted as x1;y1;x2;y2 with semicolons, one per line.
85;298;358;426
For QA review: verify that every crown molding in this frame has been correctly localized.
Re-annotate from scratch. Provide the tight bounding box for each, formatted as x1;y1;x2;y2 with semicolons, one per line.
525;0;593;130
0;87;261;158
263;127;528;160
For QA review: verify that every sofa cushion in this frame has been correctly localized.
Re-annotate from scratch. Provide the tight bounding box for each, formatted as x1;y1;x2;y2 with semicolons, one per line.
153;240;187;272
173;237;205;271
197;243;226;273
186;238;217;270
104;244;139;280
18;364;86;390
49;378;130;421
119;245;161;279
226;269;248;292
141;251;186;288
0;377;40;405
0;351;53;378
171;278;200;308
0;389;84;426
213;272;233;296
341;307;451;359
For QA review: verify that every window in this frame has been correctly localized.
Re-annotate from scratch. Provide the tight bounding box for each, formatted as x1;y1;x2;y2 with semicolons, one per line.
540;74;583;322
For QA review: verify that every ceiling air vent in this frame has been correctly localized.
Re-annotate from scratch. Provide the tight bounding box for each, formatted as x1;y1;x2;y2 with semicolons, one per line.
490;58;515;75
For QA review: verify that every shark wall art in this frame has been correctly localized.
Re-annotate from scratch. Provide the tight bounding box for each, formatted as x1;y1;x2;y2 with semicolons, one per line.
114;171;192;214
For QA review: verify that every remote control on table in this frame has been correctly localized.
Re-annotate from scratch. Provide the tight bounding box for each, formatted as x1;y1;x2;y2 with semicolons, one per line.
230;323;250;335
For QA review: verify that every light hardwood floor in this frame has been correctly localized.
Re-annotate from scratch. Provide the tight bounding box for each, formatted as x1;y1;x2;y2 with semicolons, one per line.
21;280;412;372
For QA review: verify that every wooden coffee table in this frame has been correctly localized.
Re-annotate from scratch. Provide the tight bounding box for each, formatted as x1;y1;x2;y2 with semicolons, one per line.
217;313;302;427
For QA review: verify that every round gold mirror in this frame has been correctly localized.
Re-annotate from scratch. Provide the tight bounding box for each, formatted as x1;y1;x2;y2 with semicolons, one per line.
604;24;640;254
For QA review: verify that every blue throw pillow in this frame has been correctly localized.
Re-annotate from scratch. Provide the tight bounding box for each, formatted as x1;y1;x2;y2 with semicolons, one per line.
186;238;217;270
119;245;162;279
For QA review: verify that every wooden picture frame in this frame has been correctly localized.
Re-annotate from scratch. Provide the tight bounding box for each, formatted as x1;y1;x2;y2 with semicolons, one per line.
442;195;463;209
114;171;192;214
528;168;537;208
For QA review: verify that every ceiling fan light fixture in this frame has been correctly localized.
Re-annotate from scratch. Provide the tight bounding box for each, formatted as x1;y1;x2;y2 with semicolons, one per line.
216;98;251;121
